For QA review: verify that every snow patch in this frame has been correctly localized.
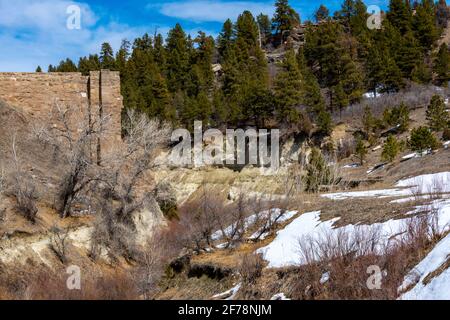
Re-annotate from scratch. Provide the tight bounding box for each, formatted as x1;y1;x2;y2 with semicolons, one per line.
270;293;291;300
213;283;242;300
400;232;450;299
257;202;450;269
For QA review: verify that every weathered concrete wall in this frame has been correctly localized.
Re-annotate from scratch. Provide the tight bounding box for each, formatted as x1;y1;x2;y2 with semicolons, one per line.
0;70;123;161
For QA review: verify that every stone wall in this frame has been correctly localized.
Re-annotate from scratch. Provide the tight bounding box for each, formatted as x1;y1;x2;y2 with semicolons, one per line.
0;70;123;161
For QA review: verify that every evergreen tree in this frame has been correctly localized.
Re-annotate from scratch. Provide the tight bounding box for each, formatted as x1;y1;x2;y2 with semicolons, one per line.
78;54;100;75
304;148;332;193
274;50;303;123
244;87;275;127
411;58;433;84
35;66;42;72
115;39;131;73
99;42;116;70
166;24;191;93
257;14;272;45
317;110;333;136
218;19;235;59
236;11;260;51
355;137;367;165
434;44;450;86
298;47;326;117
315;5;330;22
426;95;449;131
55;58;78;72
151;72;175;122
396;31;422;78
153;34;167;71
387;0;412;35
412;0;438;51
409;126;440;152
383;102;410;132
362;106;375;136
382;134;400;162
272;0;300;42
192;32;215;94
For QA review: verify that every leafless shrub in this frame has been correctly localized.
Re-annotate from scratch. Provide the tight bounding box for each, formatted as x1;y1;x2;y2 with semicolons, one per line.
177;187;226;252
239;253;264;285
290;214;441;300
8;135;38;223
426;175;446;200
283;162;304;197
336;137;356;161
49;225;70;264
135;228;180;299
342;84;448;122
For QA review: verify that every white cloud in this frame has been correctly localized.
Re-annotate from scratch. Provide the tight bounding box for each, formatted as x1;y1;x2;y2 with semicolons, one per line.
0;0;146;71
156;0;274;23
0;0;97;30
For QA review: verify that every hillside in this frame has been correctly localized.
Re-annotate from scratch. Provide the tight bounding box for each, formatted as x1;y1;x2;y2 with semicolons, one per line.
1;0;450;302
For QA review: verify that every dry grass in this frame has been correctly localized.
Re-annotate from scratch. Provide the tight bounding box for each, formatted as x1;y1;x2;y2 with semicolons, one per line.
0;263;140;300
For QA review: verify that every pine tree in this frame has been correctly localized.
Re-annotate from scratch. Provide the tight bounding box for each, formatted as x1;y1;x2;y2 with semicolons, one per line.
244;87;274;127
387;0;412;35
434;44;450;86
166;24;191;93
218;19;234;59
257;14;272;45
383;102;410;132
272;0;300;42
99;42;116;70
396;31;422;78
426;95;449;131
412;0;438;51
153;34;167;71
115;39;131;73
362;106;376;136
151;72;175;122
317;110;333;136
274;50;303;123
192;31;215;93
35;66;42;72
411;58;433;84
315;5;330;22
304;148;332;193
55;58;78;72
382;134;400;162
355;137;367;165
235;11;260;51
78;54;100;75
410;126;440;152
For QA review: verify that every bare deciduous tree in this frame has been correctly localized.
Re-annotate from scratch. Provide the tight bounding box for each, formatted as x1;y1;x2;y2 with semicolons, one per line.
9;134;38;223
49;224;70;263
33;102;109;218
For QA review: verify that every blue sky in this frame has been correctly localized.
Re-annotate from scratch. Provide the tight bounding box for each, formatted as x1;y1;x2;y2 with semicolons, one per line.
0;0;389;72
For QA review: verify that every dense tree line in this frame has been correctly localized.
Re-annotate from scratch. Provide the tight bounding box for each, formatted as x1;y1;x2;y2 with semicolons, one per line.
46;0;450;135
